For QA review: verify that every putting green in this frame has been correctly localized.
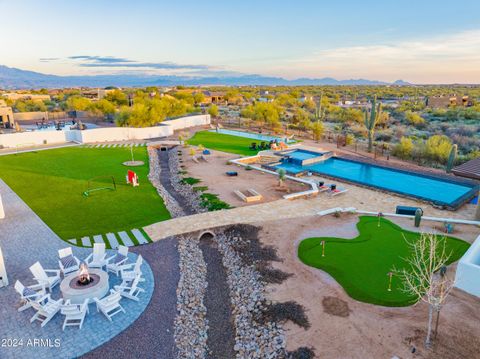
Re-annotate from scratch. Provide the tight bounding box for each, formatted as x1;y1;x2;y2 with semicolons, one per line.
298;216;469;307
0;146;171;241
187;131;261;156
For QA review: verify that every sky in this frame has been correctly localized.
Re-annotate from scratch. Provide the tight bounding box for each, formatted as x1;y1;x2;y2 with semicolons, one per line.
1;0;480;83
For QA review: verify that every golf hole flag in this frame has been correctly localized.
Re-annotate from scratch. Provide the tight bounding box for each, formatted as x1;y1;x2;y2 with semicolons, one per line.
126;170;139;187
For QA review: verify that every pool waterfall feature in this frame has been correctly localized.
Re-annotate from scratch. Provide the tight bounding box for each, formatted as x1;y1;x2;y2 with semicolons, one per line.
261;149;478;209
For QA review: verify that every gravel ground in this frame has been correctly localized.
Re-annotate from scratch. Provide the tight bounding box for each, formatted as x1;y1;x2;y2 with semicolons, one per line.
159;148;197;215
199;235;236;359
82;237;180;359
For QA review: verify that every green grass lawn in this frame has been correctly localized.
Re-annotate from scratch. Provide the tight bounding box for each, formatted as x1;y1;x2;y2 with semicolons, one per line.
298;216;469;307
0;146;170;242
187;131;261;156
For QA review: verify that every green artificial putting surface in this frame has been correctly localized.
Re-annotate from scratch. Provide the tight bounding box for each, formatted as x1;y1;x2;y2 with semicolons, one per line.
187;131;262;156
298;216;469;307
0;146;171;240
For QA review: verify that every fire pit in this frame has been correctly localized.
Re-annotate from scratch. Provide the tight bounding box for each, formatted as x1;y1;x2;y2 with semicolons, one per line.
60;265;109;304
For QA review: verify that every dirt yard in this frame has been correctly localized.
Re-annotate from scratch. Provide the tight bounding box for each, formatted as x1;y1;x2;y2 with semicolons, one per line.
181;148;309;207
258;214;480;359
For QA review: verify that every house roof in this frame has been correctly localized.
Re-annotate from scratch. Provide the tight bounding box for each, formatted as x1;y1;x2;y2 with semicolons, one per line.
452;157;480;181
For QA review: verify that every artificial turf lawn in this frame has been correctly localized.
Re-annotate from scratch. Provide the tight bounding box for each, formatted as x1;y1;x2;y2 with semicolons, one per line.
298;216;469;307
187;131;261;156
0;146;171;240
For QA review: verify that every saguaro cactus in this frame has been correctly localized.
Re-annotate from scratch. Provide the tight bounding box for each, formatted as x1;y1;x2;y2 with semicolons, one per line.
364;96;382;152
414;208;423;227
446;144;457;173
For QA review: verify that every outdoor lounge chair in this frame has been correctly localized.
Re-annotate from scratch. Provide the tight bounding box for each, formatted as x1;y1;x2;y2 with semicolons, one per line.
94;290;125;322
318;182;333;192
30;294;63;327
106;245;129;276
29;261;61;292
61;299;89;330
120;255;144;283
328;185;348;196
58;247;81;275
114;274;145;302
85;243;108;269
249;142;257;150
14;280;47;312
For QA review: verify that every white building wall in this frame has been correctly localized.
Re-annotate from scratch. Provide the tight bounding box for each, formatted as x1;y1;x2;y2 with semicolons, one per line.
0;114;210;148
455;234;480;297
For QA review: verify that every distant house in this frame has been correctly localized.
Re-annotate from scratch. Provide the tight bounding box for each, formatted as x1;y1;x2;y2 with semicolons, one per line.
0;105;14;129
259;90;269;96
2;92;50;102
202;91;226;104
299;95;313;103
80;88;118;100
426;95;472;108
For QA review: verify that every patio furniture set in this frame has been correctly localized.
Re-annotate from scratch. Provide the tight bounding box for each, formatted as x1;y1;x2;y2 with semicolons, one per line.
14;243;145;330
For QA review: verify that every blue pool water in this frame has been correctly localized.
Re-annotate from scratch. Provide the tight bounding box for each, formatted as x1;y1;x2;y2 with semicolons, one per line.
287;150;320;161
210;129;295;143
275;157;477;207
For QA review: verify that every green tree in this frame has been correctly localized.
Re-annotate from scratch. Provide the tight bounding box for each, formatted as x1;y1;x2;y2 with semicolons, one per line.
66;96;92;111
104;90;128;106
311;121;325;142
208;104;219;118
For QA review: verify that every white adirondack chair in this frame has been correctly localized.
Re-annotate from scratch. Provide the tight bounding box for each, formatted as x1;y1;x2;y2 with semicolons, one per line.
120;255;144;283
106;245;129;276
114;274;144;301
58;247;80;275
14;280;47;312
61;299;89;330
94;289;125;321
30;295;63;327
29;261;61;292
85;243;108;269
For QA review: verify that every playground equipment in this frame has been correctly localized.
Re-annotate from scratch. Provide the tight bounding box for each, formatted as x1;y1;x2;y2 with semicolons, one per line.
83;176;117;197
126;170;139;187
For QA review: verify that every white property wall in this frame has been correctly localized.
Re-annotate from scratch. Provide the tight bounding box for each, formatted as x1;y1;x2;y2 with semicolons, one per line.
455;234;480;297
0;114;210;148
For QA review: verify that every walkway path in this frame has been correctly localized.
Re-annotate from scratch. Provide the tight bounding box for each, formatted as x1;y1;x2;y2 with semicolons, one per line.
0;179;154;359
145;184;477;241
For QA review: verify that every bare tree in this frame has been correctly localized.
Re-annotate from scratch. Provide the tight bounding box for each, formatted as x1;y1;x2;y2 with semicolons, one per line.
394;232;454;348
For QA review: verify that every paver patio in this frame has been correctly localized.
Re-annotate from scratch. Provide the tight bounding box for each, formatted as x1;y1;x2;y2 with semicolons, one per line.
0;179;154;359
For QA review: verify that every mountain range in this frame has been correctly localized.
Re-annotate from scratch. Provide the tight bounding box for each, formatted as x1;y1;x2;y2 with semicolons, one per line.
0;65;411;88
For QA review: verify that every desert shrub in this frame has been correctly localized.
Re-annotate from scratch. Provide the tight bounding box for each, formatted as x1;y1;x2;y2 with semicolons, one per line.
392;136;414;159
405;111;426;128
180;177;201;185
425;135;453;163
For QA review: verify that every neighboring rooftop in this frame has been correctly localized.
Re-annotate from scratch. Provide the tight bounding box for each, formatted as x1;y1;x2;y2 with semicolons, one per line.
452;157;480;181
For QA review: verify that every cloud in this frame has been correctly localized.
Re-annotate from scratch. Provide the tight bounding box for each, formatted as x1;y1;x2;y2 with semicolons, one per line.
67;55;208;70
273;29;480;83
39;57;60;62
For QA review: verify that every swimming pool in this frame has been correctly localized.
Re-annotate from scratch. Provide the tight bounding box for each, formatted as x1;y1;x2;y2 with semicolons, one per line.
209;129;295;143
275;157;478;208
